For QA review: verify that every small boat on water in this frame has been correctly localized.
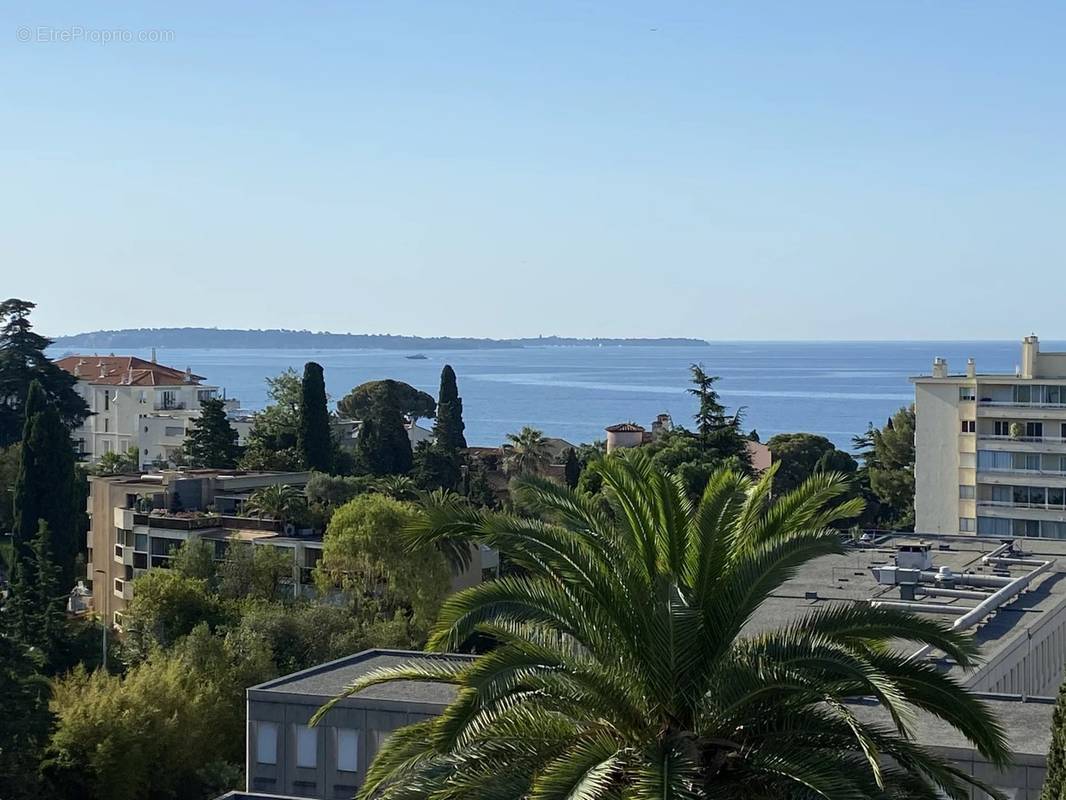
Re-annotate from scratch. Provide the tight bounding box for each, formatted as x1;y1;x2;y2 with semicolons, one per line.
405;353;428;360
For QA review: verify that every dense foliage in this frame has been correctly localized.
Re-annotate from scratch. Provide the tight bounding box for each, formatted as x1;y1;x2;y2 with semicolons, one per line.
338;379;436;423
184;397;241;469
299;361;333;472
854;406;916;530
239;368;303;471
330;453;1010;799
433;365;466;451
355;381;414;476
0;298;89;447
1043;677;1066;799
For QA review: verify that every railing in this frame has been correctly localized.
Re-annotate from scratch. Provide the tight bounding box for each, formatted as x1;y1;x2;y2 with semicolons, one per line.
131;511;282;532
980;400;1066;409
979;434;1066;444
153;401;186;411
976;465;1066;477
978;500;1066;511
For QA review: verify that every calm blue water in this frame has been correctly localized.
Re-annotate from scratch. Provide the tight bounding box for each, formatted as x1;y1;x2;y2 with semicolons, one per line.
50;341;1064;450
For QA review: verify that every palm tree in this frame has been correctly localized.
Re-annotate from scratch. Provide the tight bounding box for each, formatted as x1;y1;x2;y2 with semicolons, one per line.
503;425;552;476
243;484;304;524
315;452;1009;799
373;474;419;501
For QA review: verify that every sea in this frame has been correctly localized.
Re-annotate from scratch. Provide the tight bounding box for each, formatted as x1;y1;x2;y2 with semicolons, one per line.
49;341;1063;451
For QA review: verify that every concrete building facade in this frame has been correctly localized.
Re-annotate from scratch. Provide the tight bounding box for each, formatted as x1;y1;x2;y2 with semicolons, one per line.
55;354;250;469
914;335;1066;538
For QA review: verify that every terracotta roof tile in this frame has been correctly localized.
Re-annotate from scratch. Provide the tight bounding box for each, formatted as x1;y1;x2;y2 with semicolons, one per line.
55;355;205;386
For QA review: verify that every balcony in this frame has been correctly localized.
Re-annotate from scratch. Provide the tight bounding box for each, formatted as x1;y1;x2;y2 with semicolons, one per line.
153;400;187;411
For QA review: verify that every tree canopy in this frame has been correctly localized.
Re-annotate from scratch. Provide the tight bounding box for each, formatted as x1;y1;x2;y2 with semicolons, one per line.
854;405;916;530
338;379;436;423
298;361;333;472
0;298;89;446
433;365;466;451
503;426;552;476
766;432;858;495
184;397;240;469
239;368;303;471
333;453;1011;799
354;382;413;476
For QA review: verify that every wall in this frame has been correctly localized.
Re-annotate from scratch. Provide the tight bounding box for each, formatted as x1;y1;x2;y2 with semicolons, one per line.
915;382;965;534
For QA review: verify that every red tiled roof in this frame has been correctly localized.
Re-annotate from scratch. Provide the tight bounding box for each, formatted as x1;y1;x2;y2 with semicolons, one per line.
55;355;205;386
605;422;645;433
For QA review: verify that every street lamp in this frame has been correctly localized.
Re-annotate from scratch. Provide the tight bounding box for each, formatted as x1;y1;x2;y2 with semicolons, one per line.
93;568;107;671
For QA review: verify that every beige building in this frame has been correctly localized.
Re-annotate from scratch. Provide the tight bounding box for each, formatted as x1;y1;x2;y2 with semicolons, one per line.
913;335;1066;538
87;470;314;625
55;354;250;469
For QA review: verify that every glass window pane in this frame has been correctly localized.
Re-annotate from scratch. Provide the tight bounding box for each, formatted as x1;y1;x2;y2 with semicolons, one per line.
337;728;359;772
257;722;278;765
296;725;317;769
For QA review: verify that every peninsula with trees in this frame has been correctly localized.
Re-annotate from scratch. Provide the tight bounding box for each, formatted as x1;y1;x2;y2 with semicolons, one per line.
51;327;709;351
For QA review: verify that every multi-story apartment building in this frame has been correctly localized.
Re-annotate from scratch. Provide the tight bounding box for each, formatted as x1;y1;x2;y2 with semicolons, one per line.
913;335;1066;537
87;469;494;627
87;469;314;625
55;353;250;468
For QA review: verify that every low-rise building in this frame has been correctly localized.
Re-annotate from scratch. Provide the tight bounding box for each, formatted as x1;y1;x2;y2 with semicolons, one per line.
245;649;473;799
55;353;249;468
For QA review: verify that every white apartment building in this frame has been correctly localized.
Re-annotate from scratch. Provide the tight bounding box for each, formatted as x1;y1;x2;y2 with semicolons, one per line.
55;354;250;469
913;335;1066;538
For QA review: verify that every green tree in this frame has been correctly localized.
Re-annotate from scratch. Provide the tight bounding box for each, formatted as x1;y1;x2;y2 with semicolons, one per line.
854;406;916;530
336;452;1010;799
338;379;436;424
91;445;140;475
239;368;303;471
298;361;333;472
503;426;552;476
411;440;461;492
766;432;857;495
1044;677;1066;799
7;521;68;671
184;397;241;469
433;365;466;451
317;494;449;626
123;570;221;655
44;651;241;800
0;298;89;447
355;383;413;476
244;484;306;524
172;538;218;583
562;446;580;489
0;444;20;539
0;633;51;800
13;381;79;591
374;474;419;500
217;542;294;602
688;362;726;438
305;472;373;510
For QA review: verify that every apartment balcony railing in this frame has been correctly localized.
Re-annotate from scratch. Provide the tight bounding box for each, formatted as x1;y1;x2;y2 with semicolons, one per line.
978;499;1066;511
980;400;1066;409
979;434;1066;444
976;465;1066;478
154;400;187;411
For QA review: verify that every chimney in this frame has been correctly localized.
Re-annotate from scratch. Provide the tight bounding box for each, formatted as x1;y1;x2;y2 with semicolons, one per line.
1021;335;1039;379
185;367;193;384
151;347;157;364
966;358;976;378
932;357;948;378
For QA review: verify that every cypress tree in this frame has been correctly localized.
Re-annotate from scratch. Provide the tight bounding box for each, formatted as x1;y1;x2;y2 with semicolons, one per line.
299;361;333;472
8;520;67;671
13;381;77;591
434;365;466;451
563;447;581;489
184;397;241;469
355;383;413;476
1044;678;1066;799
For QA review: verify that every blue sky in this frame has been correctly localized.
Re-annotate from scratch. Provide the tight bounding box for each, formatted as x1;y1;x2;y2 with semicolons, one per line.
3;2;1064;340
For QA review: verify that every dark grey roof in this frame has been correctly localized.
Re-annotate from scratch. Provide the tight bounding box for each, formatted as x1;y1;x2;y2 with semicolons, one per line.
851;694;1054;758
248;649;473;707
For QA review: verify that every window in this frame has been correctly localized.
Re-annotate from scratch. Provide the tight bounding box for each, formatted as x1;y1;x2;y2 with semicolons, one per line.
1014;385;1032;404
960;420;975;433
1050;487;1066;508
164;425;184;437
1061;423;1066;440
978;516;1011;536
1027;422;1044;439
104;417;110;433
994;420;1011;437
336;728;359;772
135;534;148;551
103;390;110;411
959;517;976;533
959;485;975;499
959;386;975;401
256;722;278;765
296;725;317;769
960;451;976;468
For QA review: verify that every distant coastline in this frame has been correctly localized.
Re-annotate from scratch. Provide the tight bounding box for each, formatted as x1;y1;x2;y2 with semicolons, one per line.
51;327;709;351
